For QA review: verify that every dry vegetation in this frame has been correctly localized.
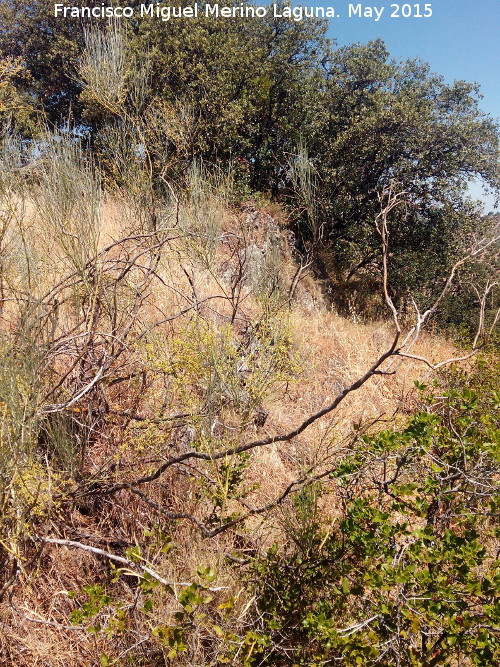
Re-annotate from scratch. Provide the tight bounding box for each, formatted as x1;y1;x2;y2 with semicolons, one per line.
0;5;499;661
1;123;497;667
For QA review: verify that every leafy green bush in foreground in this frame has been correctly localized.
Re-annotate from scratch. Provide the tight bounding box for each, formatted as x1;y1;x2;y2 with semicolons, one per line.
249;368;499;666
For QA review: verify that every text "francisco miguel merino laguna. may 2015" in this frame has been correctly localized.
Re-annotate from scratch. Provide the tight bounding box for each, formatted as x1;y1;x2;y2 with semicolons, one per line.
54;4;433;22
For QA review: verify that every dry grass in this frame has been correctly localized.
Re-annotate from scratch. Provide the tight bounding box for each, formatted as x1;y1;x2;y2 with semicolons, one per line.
0;179;465;665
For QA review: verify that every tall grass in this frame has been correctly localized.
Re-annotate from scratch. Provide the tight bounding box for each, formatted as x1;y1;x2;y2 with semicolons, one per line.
34;131;102;274
79;22;125;113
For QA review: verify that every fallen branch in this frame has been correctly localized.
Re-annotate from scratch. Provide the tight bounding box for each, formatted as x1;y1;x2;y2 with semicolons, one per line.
35;537;226;593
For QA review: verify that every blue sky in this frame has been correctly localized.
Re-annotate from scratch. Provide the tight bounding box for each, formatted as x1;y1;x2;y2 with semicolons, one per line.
313;0;499;210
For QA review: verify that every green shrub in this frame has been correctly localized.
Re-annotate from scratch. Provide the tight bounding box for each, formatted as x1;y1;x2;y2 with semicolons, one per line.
248;366;500;666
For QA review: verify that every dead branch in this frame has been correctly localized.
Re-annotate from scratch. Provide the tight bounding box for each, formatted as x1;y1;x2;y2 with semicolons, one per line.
34;537;226;593
73;186;498;509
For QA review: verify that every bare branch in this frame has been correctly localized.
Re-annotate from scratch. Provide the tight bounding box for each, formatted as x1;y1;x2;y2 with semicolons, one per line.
35;537;226;592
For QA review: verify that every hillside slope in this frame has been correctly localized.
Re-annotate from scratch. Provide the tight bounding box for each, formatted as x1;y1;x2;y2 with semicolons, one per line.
2;167;496;666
